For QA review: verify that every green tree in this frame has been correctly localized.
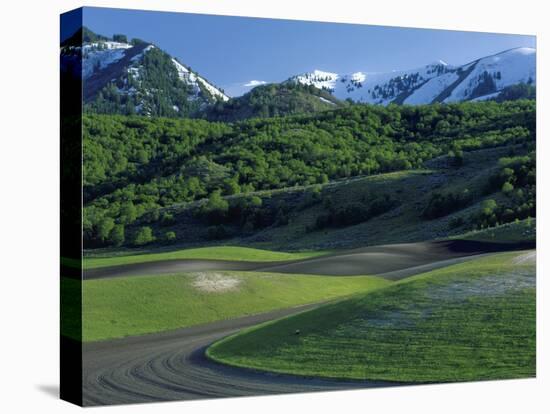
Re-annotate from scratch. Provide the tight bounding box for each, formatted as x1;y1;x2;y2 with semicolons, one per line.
133;226;155;246
136;150;149;164
223;178;241;195
482;199;497;216
112;34;128;43
449;149;464;167
201;190;229;223
502;181;514;195
249;196;263;208
97;217;115;243
164;231;176;242
500;167;515;183
111;224;125;246
161;212;174;225
120;202;138;225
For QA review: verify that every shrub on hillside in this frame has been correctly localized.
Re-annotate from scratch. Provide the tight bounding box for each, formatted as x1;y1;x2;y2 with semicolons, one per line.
314;194;398;230
422;189;473;219
133;226;155;246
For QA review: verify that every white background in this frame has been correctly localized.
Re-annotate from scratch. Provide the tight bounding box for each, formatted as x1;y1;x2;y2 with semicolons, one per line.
0;0;547;412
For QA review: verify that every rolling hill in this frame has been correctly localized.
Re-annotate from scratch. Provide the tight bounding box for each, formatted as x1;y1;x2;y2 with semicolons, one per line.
203;82;343;122
207;251;536;382
81;96;535;250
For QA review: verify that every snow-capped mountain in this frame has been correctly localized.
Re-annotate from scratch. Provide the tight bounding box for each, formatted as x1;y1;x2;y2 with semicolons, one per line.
289;47;536;105
61;28;535;120
61;27;228;117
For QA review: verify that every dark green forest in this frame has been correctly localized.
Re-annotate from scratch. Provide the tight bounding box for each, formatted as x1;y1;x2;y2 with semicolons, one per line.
203;83;344;122
83;99;535;248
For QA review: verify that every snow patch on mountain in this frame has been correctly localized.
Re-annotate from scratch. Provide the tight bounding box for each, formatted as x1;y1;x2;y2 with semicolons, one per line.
318;96;336;105
293;70;339;92
196;76;229;102
82;41;132;79
404;72;459;104
172;59;228;102
444;47;536;103
291;63;452;104
244;80;268;87
290;47;535;105
469;92;501;102
351;72;366;83
70;28;229;113
130;44;155;62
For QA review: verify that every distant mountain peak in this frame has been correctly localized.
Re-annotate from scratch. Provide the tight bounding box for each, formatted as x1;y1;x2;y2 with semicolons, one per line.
62;27;535;120
289;48;535;105
61;27;228;117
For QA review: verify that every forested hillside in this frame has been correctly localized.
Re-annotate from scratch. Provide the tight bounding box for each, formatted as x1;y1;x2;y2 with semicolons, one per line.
203;83;343;122
83;100;535;248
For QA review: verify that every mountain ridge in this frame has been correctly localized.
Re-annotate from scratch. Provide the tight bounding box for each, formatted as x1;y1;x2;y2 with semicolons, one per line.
288;47;536;105
61;27;228;118
61;27;536;120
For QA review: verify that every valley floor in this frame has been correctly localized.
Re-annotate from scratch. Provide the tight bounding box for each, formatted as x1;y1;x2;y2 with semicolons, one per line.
77;247;536;405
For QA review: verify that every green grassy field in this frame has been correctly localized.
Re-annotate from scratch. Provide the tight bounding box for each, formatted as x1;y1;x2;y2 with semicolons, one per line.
453;218;536;243
207;251;536;382
77;271;389;342
83;246;328;269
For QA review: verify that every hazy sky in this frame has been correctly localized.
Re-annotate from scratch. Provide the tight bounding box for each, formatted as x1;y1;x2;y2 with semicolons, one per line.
74;7;536;96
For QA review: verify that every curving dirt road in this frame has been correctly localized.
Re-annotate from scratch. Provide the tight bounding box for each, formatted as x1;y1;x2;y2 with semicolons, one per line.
81;240;532;405
83;304;393;406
